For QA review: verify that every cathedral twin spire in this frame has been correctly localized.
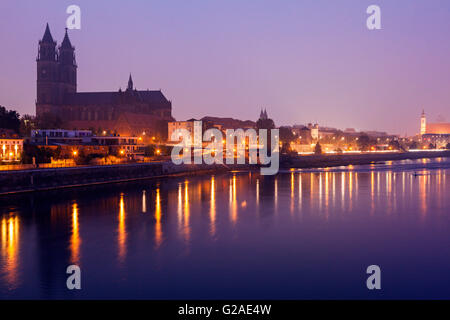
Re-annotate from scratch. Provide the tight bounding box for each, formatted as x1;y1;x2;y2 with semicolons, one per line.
259;108;268;120
39;23;74;63
41;24;133;93
61;28;73;49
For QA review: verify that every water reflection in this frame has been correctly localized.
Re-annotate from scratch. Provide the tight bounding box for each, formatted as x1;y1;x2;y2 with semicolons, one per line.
142;190;147;213
256;178;259;206
298;173;302;209
229;175;237;224
118;193;126;263
210;176;216;237
178;183;183;227
341;172;345;211
0;158;449;299
1;216;19;289
155;188;162;248
70;202;81;265
184;180;190;241
290;172;295;214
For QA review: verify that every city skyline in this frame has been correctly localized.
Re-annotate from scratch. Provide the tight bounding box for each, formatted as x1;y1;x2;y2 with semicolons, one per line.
1;0;450;135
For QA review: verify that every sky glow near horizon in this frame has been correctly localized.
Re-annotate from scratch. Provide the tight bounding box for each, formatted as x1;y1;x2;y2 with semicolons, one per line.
1;0;450;135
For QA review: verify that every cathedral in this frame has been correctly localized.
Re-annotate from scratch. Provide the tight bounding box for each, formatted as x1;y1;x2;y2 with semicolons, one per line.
36;24;174;138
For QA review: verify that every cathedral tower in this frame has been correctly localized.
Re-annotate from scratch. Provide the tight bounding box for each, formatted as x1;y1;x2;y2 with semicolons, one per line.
58;28;77;95
36;23;59;114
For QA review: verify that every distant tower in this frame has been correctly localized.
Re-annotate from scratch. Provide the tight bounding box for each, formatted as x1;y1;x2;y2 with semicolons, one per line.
259;108;268;120
127;74;134;91
58;28;77;95
36;23;59;114
311;123;319;140
420;109;426;135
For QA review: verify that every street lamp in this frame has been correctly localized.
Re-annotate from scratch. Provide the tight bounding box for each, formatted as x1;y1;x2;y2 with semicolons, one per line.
73;150;78;156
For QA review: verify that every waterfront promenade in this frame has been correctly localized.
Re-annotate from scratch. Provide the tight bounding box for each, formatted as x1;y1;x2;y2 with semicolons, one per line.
1;150;449;195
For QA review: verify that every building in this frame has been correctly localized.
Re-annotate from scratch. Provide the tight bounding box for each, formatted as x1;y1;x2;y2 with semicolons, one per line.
0;136;23;163
201;116;255;131
167;119;215;145
91;136;145;158
419;110;450;148
421;133;450;149
308;123;319;140
420;110;450;135
36;24;173;139
420;110;427;135
30;129;92;145
29;129;144;159
168;120;196;143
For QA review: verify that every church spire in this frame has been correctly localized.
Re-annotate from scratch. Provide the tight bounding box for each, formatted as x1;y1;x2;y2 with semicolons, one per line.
38;23;57;62
127;74;134;91
41;23;55;43
61;28;73;49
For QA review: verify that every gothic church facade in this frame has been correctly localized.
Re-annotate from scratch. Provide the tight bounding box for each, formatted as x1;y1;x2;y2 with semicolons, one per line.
36;24;173;138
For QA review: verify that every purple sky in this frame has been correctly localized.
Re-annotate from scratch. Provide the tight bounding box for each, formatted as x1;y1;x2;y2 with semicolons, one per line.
1;0;450;135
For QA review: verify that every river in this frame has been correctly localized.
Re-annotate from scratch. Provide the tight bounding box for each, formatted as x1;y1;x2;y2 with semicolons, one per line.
0;158;449;299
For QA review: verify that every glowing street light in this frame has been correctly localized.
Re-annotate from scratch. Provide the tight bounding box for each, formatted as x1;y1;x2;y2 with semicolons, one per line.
73;150;78;156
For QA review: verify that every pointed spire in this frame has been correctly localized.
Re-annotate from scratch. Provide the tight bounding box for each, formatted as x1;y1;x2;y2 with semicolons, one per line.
41;23;54;43
61;28;73;49
127;74;133;91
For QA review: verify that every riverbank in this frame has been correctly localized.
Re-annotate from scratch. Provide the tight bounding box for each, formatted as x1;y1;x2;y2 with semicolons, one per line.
0;162;233;195
280;150;450;169
1;151;449;195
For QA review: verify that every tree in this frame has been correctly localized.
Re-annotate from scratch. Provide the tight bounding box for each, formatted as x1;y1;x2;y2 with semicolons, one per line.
256;118;275;130
446;142;450;150
388;139;400;150
281;142;291;154
357;134;371;151
279;126;296;144
22;145;55;164
408;141;418;150
20;114;36;137
314;142;322;154
0;105;20;133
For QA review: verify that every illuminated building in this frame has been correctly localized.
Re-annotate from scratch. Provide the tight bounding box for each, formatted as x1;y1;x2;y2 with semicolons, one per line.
0;138;23;163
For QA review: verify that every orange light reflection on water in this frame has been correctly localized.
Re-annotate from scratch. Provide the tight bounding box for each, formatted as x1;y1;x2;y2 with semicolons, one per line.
1;216;20;289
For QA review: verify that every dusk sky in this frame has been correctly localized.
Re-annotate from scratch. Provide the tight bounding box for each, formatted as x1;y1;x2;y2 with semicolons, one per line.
1;0;450;135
